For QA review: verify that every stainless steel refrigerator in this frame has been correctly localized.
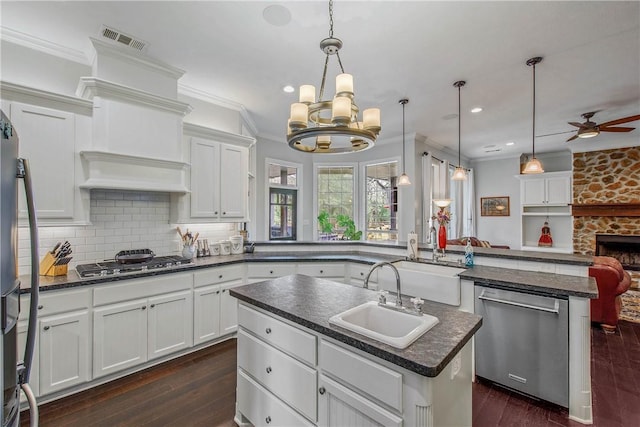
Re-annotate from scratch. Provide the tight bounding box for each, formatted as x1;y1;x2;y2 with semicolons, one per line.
1;110;40;426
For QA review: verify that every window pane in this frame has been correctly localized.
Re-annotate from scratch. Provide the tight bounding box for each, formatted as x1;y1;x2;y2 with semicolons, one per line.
316;166;355;240
268;163;297;187
365;161;399;242
269;188;297;240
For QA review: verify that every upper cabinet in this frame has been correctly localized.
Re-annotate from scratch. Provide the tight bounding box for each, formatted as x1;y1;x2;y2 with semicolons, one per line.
520;171;572;206
2;85;92;226
172;123;255;223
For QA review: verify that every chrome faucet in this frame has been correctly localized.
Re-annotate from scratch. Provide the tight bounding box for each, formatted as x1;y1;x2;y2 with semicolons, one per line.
364;261;403;308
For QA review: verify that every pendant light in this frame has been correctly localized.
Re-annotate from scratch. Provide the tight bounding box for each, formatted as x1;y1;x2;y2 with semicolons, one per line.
523;57;544;174
452;80;467;181
397;99;411;186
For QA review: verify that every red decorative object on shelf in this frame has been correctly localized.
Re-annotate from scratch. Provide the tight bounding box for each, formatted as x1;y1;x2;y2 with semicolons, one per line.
438;224;447;250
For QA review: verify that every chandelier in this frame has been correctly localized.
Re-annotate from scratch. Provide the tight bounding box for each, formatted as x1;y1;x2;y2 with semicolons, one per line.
286;0;381;154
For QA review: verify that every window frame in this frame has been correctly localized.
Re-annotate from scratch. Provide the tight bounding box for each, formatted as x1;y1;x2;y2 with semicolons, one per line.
312;162;359;241
359;156;402;242
264;158;303;241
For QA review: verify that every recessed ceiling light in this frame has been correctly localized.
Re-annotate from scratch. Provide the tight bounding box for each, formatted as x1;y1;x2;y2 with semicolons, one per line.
470;107;483;113
506;141;515;146
283;85;295;93
263;5;292;26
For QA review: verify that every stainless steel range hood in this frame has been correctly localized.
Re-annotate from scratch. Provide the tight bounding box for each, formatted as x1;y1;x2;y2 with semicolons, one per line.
77;38;192;193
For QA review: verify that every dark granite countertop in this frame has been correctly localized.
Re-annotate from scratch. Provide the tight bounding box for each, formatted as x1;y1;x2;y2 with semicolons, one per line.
460;265;598;299
230;274;482;378
254;241;593;266
21;251;401;293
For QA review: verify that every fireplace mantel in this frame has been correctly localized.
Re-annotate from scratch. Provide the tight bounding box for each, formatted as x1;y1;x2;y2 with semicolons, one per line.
572;203;640;217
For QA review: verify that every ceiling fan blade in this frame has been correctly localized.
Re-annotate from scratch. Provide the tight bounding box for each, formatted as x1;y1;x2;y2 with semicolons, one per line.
599;126;635;133
568;122;585;128
537;130;575;138
598;114;640;128
566;134;579;142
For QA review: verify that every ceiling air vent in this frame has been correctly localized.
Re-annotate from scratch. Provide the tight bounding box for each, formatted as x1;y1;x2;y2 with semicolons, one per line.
100;25;148;52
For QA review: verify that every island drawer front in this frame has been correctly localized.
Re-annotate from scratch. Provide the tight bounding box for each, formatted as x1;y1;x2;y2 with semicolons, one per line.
349;264;377;282
246;263;296;279
238;329;317;421
21;288;91;320
297;263;344;278
238;303;317;365
193;265;243;287
320;340;403;412
237;369;314;427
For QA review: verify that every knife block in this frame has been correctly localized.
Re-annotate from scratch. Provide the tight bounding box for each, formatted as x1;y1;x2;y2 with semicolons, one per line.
39;253;68;276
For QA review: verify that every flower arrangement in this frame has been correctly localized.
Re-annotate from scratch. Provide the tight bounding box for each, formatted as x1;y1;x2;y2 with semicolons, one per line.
432;208;451;226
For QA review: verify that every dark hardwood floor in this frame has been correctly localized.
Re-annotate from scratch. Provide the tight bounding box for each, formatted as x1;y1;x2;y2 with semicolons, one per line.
22;321;640;426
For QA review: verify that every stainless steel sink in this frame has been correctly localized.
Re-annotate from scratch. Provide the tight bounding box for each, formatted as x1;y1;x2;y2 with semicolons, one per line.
329;301;439;349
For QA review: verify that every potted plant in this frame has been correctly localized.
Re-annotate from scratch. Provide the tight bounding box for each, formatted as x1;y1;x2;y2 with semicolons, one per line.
336;214;362;241
317;211;334;240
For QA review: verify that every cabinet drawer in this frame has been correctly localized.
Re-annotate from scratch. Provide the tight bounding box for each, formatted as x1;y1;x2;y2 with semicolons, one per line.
238;303;316;365
194;265;243;287
246;263;296;279
297;263;345;278
23;288;91;320
238;329;317;421
93;273;193;306
349;263;377;282
237;369;314;427
320;339;403;412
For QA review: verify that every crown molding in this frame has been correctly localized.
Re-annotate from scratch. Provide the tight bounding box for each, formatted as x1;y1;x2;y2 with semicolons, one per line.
76;77;192;116
1;26;89;65
89;37;185;79
178;84;258;136
0;80;93;114
183;122;255;147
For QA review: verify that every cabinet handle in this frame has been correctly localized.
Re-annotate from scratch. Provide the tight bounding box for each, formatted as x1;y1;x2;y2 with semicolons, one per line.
319;386;326;395
265;327;272;334
43;326;50;331
150;304;155;308
142;306;147;310
265;416;271;424
37;305;43;310
266;366;272;374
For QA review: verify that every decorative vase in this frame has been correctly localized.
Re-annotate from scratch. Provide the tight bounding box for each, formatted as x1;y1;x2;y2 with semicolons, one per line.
438;224;447;250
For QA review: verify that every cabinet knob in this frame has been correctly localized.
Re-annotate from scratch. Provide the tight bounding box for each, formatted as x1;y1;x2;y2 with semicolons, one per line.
265;416;272;424
37;305;43;310
43;326;50;331
142;306;147;310
266;366;272;374
320;270;323;274
319;386;326;395
360;272;364;276
265;327;272;334
150;304;155;308
222;289;227;293
216;290;220;294
223;212;226;215
214;211;218;215
219;275;223;279
270;270;274;274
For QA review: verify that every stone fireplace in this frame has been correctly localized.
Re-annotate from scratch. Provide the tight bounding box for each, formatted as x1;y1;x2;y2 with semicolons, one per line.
595;234;640;270
572;146;640;289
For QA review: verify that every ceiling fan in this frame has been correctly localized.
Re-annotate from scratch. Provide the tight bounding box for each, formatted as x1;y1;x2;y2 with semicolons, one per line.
566;112;640;142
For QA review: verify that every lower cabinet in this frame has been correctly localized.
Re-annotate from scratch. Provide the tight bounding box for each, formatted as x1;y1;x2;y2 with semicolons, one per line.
93;290;193;379
193;285;222;345
39;310;90;395
317;374;402;427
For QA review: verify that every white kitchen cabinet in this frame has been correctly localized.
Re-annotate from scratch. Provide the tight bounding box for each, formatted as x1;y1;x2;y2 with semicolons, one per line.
93;299;148;378
348;263;377;288
193;285;222;345
318;374;402;427
147;291;193;360
39;310;90;395
517;171;573;253
173;124;255;223
10;102;75;220
520;171;571;206
220;285;241;335
246;262;296;284
297;263;346;282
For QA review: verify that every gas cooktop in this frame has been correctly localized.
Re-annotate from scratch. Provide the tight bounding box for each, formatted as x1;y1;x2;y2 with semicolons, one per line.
76;255;194;278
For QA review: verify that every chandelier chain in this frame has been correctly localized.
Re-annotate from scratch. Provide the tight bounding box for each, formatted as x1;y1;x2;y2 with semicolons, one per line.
328;0;334;37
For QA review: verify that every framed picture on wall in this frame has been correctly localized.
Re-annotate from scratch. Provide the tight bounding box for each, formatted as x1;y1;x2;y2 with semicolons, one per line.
481;196;510;216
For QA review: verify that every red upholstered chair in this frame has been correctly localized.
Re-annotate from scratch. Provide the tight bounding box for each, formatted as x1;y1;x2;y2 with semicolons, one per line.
589;256;632;332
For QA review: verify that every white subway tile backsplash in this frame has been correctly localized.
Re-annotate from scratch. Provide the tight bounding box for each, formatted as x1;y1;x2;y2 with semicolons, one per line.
17;190;239;272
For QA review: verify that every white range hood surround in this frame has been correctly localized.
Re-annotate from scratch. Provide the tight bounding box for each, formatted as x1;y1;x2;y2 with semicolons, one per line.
77;38;192;193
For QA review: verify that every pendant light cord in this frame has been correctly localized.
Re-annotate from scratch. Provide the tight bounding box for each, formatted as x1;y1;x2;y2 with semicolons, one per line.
402;100;406;171
458;84;461;167
532;61;536;157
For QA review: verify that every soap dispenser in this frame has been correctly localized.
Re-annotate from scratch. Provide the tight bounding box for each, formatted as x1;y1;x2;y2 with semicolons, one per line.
464;238;474;267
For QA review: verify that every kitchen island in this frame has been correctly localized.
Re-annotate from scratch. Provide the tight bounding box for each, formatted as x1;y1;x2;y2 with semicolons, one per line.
231;274;482;427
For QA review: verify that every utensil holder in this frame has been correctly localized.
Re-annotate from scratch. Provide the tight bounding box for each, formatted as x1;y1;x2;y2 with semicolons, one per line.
39;253;68;276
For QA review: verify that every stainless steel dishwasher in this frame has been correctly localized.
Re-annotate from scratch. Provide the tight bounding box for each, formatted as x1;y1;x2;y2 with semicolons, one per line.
474;284;569;407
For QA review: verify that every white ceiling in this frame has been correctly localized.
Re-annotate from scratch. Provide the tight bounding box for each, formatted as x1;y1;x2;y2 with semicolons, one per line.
2;1;639;160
